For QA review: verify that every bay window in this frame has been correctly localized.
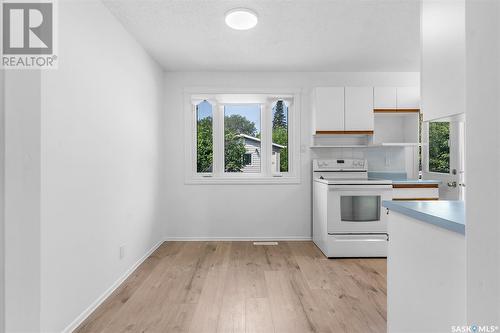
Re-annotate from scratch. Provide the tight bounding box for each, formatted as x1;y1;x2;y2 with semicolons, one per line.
185;92;300;184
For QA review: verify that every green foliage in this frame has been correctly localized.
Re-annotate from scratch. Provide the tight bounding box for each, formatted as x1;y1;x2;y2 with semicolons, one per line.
197;113;253;173
272;101;288;172
272;126;288;172
418;113;423;172
224;131;247;172
272;100;287;129
225;114;257;136
223;114;257;172
429;122;450;173
197;116;213;172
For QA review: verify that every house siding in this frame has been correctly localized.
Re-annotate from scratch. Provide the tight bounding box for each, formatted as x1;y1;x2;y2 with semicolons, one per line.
238;136;283;173
242;142;261;173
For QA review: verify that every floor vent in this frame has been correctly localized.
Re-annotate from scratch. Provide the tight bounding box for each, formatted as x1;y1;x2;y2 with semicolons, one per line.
253;241;278;246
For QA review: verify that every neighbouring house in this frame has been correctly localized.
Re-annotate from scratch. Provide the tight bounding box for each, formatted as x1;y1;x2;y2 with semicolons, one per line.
237;134;286;173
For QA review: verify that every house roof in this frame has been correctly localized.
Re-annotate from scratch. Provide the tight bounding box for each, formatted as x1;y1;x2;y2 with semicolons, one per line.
236;134;286;149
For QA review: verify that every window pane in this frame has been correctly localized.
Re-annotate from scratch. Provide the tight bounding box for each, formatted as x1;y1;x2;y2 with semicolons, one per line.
196;101;213;173
428;122;450;173
224;104;261;173
272;100;288;173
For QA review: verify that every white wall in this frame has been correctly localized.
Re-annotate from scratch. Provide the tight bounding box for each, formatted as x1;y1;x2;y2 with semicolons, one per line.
3;0;165;332
465;0;500;326
0;69;4;333
421;0;466;121
4;71;42;332
163;72;419;240
39;1;165;331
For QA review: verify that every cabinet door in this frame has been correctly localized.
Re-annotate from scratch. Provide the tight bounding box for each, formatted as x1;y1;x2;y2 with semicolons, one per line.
374;87;397;109
397;87;420;109
314;87;345;132
345;87;374;131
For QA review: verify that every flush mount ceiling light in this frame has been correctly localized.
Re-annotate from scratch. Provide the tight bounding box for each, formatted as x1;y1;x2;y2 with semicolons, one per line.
225;8;258;30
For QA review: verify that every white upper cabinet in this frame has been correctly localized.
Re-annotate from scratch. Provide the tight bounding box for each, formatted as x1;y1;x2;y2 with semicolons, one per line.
345;87;374;131
313;87;344;132
374;86;420;110
374;87;397;109
397;87;420;109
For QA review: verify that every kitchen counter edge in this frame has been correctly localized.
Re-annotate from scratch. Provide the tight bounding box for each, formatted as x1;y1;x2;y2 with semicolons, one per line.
383;200;465;235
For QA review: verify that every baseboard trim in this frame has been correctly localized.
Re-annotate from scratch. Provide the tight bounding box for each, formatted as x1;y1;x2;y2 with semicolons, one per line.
164;236;312;241
62;240;164;333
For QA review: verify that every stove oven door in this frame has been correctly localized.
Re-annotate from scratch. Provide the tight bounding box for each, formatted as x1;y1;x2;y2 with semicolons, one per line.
327;184;392;234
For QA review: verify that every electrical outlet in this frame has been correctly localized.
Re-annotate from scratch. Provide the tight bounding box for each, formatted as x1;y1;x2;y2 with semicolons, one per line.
119;245;125;260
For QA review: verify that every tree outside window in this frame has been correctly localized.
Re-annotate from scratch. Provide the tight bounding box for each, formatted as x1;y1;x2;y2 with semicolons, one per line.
428;122;450;173
196;101;213;173
224;105;260;173
272;100;288;172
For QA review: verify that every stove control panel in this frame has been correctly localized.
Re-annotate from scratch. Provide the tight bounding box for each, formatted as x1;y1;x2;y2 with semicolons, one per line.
313;159;367;171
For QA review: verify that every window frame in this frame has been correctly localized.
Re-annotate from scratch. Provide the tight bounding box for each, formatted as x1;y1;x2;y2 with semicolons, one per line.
184;89;301;184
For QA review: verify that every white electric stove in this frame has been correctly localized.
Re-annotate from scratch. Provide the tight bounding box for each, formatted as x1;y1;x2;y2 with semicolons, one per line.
312;159;393;258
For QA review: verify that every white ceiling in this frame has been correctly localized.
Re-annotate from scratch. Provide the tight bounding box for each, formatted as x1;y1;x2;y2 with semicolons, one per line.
103;0;420;72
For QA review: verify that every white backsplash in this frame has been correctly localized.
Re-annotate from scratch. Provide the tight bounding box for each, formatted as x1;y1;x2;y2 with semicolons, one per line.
311;146;407;172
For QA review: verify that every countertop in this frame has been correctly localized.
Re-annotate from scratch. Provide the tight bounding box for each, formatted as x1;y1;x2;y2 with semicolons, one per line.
313;178;440;185
313;178;392;185
390;179;441;185
367;172;441;186
383;200;465;235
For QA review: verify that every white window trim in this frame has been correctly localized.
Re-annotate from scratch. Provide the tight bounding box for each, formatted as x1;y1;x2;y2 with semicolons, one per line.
184;88;301;184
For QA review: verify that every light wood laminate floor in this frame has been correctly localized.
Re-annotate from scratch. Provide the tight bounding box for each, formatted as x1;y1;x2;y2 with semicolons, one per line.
76;241;386;333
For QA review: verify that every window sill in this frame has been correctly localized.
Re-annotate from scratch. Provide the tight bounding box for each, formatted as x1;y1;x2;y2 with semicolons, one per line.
185;176;301;185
